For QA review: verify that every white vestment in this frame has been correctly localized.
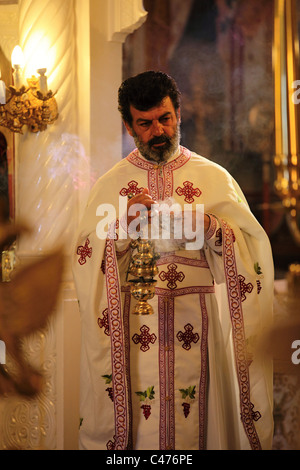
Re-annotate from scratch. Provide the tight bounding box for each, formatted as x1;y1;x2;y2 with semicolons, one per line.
72;146;274;450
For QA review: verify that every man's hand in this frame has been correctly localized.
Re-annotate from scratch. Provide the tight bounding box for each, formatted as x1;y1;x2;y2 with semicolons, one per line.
126;188;211;239
127;188;156;227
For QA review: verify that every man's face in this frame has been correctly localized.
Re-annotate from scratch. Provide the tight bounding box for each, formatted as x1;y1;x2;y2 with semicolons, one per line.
124;96;180;163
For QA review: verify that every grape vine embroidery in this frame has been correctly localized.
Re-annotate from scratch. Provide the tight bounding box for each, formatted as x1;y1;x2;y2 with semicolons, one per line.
135;386;155;420
102;374;114;402
179;385;196;418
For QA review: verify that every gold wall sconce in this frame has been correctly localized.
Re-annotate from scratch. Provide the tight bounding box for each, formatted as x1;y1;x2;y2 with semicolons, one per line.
273;0;300;244
0;46;58;134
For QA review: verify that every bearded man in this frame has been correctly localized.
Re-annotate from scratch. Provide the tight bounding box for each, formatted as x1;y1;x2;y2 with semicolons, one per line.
72;71;274;450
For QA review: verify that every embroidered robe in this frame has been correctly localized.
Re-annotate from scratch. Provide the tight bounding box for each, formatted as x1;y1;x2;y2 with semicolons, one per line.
72;146;274;450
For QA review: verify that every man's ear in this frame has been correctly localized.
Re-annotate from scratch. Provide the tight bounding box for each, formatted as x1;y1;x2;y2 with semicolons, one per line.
124;121;133;137
177;107;181;123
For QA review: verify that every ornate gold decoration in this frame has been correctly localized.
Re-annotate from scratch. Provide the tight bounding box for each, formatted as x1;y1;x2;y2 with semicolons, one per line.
127;238;160;315
1;242;16;282
125;191;160;315
0;76;58;134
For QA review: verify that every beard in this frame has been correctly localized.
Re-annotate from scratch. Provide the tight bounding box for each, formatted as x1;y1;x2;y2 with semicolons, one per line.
132;124;181;163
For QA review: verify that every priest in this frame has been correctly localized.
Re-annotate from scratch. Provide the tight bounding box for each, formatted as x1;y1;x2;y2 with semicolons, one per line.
72;71;274;450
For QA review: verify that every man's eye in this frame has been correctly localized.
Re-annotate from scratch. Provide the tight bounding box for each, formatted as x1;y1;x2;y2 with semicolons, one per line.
140;122;150;128
160;117;170;123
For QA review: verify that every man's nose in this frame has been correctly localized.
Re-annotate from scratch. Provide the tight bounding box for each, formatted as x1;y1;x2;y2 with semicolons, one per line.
151;120;164;136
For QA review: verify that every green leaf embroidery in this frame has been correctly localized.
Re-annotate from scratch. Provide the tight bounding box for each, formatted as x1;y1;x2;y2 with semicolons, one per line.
135;386;155;402
102;374;112;384
146;386;155;400
135;391;147;402
179;385;196;400
179;388;188;399
254;262;262;275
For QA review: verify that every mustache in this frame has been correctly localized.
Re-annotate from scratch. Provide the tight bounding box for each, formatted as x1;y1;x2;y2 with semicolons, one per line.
148;135;171;146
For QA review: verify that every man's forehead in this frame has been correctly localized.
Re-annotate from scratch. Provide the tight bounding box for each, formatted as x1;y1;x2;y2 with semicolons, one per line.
130;96;175;119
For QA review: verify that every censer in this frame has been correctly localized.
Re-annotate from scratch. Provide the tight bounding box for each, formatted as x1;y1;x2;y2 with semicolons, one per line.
127;238;160;315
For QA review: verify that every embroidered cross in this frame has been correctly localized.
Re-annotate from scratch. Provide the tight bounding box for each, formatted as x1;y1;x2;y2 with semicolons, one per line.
175;181;201;203
238;274;253;302
77;238;92;265
159;263;185;290
120;180;144;197
98;308;110;336
177;323;199;350
132;325;157;352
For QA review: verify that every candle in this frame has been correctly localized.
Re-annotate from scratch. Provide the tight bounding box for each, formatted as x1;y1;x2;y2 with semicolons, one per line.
13;66;23;89
0;70;5;104
11;46;24;89
0;81;5;105
37;68;48;95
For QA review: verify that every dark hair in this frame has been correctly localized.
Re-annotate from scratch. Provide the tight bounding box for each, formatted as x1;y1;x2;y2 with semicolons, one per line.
118;71;181;125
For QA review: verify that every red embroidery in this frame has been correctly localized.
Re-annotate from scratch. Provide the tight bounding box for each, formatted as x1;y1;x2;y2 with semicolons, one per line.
254;263;262;295
162;150;191;199
179;386;196;418
120;180;144;197
135;386;155;420
215;228;222;246
157;253;209;269
205;215;217;240
105;238;128;450
106;435;116;450
176;323;200;350
158;296;175;450
256;279;262;294
159;263;185;290
127;146;191;200
238;274;254;302
102;374;113;401
182;403;190;418
106;387;113;402
132;325;157;352
198;293;208;450
250;402;261;421
77;238;92;265
115;218;119;241
222;219;261;449
98;308;110;336
175;181;201;203
108;219;119;241
121;285;215;297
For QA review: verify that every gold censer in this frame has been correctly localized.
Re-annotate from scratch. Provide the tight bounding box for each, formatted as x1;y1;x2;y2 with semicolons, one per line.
127;238;160;315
